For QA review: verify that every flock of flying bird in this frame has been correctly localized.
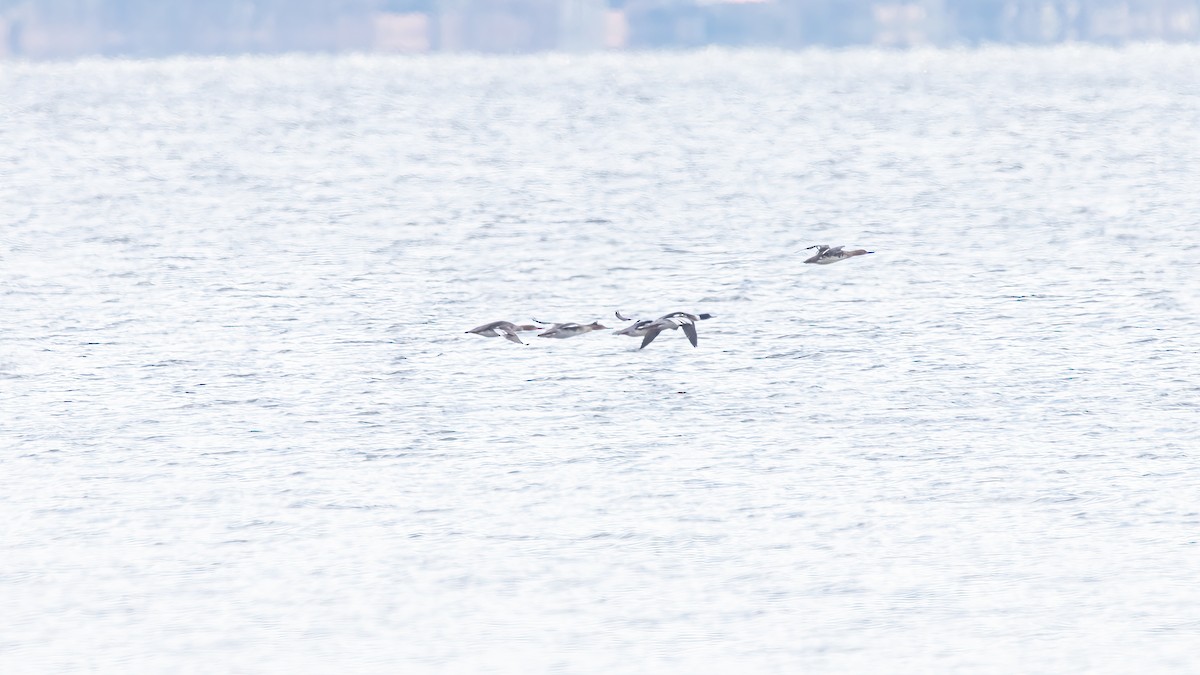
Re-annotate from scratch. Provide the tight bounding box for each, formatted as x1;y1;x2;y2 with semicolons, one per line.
466;243;874;349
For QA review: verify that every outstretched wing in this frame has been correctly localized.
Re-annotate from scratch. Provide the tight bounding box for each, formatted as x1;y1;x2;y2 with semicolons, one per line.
681;322;698;347
639;329;662;349
615;310;633;321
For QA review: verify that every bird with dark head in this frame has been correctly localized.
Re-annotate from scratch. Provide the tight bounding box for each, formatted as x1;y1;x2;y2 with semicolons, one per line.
613;310;714;349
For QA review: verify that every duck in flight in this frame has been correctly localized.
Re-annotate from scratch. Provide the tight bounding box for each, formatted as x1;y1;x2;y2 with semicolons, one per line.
465;320;540;345
804;244;874;265
613;310;714;349
533;320;609;339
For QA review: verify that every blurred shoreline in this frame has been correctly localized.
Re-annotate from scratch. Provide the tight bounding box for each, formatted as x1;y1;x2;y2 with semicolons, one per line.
2;0;1199;59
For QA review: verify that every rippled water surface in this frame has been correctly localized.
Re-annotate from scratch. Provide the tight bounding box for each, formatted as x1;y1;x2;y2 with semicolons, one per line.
3;46;1200;672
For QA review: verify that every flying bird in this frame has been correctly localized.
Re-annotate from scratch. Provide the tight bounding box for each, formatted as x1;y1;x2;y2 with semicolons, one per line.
534;320;609;339
613;311;714;349
803;244;874;265
465;320;540;345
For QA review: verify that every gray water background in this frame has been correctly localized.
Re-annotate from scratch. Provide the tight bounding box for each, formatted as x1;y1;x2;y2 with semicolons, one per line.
2;46;1199;673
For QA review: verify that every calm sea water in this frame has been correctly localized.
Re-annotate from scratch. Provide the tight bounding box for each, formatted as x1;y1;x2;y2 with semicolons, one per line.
2;46;1199;673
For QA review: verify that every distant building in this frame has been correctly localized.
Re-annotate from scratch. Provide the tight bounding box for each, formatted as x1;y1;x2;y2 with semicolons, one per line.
435;0;606;51
621;0;798;49
943;0;1200;44
0;0;379;58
